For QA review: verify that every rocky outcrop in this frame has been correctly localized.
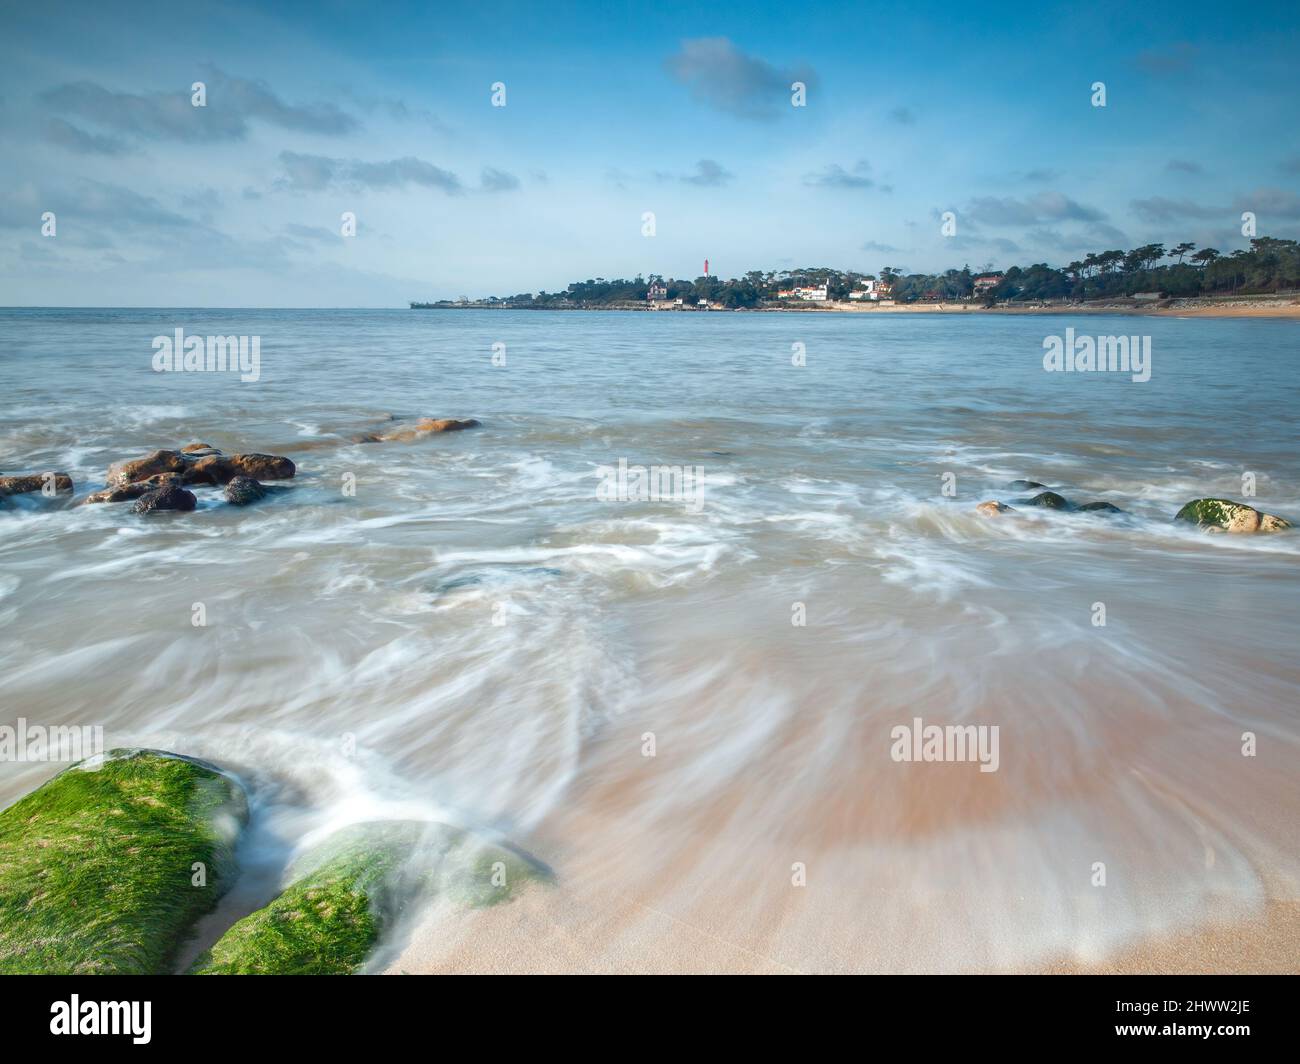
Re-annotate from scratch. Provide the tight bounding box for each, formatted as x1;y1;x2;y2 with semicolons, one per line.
107;450;188;486
131;484;197;514
190;820;548;975
104;447;294;494
0;473;74;496
1175;498;1292;533
223;476;266;506
357;417;482;443
0;749;247;974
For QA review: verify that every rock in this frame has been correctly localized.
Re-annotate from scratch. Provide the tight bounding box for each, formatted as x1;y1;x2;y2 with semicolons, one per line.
107;450;188;486
131;484;197;514
1008;480;1046;491
228;453;295;481
84;473;185;504
0;749;247;974
223;476;266;506
0;473;74;496
975;501;1013;517
181;442;222;458
1174;498;1292;534
1022;490;1071;510
183;453;294;486
182;455;237;485
189;820;547;975
360;418;481;443
1077;501;1125;515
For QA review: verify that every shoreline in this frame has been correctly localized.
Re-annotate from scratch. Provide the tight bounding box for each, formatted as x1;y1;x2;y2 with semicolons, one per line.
414;297;1300;319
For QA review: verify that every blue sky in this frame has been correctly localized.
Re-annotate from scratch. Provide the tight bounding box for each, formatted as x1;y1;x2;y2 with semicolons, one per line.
1;0;1298;305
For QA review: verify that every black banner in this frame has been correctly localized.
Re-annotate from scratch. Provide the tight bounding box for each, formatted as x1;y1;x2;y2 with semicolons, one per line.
0;974;1288;1051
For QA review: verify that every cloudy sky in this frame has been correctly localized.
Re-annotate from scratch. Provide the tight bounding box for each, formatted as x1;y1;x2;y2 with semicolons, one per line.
2;0;1298;306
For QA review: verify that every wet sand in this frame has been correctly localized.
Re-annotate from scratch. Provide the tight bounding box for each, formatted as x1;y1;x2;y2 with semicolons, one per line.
386;888;1300;975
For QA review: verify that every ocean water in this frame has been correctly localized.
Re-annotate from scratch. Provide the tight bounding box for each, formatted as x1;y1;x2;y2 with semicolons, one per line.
1;307;1297;972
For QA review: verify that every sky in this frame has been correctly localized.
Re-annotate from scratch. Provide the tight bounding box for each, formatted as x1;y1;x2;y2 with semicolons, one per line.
1;0;1298;306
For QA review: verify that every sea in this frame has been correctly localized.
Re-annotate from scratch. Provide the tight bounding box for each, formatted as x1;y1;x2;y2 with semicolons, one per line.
1;307;1297;971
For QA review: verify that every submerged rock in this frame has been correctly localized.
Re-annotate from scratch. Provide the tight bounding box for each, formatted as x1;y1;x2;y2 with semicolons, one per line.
0;749;247;974
1022;490;1071;510
131;484;197;514
107;449;188;486
1174;498;1291;533
1077;501;1126;515
0;472;74;496
429;566;565;597
975;500;1013;517
1007;479;1046;491
358;417;482;443
223;475;266;506
190;820;548;975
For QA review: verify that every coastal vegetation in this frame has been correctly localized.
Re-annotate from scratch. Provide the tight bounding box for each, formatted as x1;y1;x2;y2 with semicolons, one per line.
191;820;547;975
0;736;545;974
418;236;1300;308
0;750;247;974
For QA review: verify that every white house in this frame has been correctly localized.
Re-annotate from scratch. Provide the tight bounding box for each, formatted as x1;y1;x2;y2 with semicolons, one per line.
784;283;828;301
849;279;891;301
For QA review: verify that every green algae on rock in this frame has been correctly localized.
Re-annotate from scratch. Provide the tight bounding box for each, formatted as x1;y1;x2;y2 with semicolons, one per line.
190;819;548;975
0;749;247;974
1174;498;1292;533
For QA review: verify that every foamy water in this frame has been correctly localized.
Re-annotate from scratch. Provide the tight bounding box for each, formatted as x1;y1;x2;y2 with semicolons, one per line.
1;308;1297;971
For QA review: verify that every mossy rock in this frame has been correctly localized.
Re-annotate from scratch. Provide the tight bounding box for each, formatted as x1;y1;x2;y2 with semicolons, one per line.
190;820;548;975
1174;498;1292;533
0;749;247;974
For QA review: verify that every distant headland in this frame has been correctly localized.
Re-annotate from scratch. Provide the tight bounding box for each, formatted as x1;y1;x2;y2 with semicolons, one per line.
412;236;1300;317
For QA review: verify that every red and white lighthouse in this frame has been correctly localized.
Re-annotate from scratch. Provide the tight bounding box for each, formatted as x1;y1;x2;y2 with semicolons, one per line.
704;259;709;276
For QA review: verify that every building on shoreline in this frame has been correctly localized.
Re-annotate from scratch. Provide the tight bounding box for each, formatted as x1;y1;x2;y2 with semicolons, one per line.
849;279;892;301
777;282;829;302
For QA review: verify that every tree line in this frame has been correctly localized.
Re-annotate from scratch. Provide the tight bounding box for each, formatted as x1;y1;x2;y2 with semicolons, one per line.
481;236;1300;308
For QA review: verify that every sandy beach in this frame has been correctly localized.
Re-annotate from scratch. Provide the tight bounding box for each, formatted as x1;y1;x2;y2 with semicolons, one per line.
385;896;1300;975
